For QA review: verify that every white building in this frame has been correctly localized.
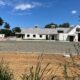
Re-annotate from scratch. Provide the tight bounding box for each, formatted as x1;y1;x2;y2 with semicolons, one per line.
21;25;80;42
0;34;5;41
0;34;5;39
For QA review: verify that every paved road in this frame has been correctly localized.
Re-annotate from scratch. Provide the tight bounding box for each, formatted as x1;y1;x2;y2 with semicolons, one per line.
0;41;79;54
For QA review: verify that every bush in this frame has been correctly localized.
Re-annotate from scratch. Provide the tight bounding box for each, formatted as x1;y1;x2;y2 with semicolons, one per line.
0;59;14;80
0;29;15;37
21;54;56;80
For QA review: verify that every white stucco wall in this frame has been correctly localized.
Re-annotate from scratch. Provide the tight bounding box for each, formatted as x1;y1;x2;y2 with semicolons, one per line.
69;25;80;35
23;33;46;40
67;25;80;42
58;25;80;42
74;34;78;42
0;34;5;38
58;33;68;41
59;33;78;42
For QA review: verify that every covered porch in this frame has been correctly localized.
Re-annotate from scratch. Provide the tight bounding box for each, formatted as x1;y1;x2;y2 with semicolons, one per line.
15;33;25;39
68;34;75;42
46;34;58;40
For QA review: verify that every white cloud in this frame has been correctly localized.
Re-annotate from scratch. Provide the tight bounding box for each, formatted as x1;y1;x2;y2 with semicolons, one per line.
71;10;77;14
32;2;42;7
0;0;5;5
14;3;34;10
0;0;44;11
0;0;44;15
14;2;43;11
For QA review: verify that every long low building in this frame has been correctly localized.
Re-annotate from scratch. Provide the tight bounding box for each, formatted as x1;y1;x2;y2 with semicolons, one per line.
21;25;80;42
0;25;80;42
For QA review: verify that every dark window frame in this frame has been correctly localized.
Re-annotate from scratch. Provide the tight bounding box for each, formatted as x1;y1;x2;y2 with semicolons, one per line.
58;30;64;33
27;34;30;37
76;28;80;32
39;35;42;38
33;34;36;37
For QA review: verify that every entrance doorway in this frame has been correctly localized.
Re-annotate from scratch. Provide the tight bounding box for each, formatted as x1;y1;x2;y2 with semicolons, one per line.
69;36;74;41
51;35;54;40
78;33;80;41
46;35;49;40
22;34;25;39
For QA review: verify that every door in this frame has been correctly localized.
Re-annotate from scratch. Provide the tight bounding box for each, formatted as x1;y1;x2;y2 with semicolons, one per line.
51;35;54;40
78;33;80;41
46;35;48;40
69;36;74;41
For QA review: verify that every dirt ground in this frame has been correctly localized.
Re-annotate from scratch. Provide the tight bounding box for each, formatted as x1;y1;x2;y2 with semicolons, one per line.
0;52;80;80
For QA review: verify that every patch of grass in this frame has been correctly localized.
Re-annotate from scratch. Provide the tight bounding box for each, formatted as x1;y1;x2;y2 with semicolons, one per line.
21;52;80;80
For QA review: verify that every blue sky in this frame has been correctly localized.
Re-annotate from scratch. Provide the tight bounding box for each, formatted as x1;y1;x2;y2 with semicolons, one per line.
0;0;80;28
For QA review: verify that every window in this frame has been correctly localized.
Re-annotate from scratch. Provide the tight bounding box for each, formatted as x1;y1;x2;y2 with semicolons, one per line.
33;35;36;37
27;34;30;37
58;30;64;33
40;35;42;38
76;28;80;32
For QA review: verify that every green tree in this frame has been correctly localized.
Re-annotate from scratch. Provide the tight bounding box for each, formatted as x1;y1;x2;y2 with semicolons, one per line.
0;17;4;26
0;29;15;37
45;23;58;28
59;23;70;28
12;27;21;33
4;22;10;29
35;25;39;28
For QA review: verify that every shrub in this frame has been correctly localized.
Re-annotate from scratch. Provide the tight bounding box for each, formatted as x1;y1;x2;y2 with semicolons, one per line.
0;59;14;80
21;54;56;80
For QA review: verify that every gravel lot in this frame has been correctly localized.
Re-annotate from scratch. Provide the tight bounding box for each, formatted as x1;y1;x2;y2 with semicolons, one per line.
0;41;79;54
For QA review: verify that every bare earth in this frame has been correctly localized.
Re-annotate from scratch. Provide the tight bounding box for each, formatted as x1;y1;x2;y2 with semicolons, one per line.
0;52;80;80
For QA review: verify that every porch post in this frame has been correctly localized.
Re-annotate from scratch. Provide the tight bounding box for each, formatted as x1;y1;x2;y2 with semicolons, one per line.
76;34;78;42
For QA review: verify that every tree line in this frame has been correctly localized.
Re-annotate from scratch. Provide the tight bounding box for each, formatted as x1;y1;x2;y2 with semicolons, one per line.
0;17;21;37
44;22;70;28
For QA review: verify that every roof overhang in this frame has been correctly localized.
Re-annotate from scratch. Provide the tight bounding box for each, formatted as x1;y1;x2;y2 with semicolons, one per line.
68;34;75;36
